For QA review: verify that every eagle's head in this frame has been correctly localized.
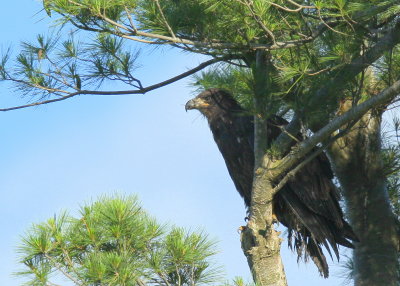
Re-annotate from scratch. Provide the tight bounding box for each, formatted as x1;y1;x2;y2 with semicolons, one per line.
185;88;244;119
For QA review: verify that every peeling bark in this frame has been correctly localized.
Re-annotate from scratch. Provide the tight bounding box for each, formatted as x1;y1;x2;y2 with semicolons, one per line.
329;104;399;285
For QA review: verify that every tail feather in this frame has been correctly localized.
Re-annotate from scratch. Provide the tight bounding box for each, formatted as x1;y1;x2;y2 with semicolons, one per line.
307;240;329;278
274;187;356;277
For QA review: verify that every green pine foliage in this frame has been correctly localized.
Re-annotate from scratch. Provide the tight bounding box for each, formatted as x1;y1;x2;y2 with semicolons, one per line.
192;65;254;110
16;195;224;286
0;31;140;101
2;0;400;118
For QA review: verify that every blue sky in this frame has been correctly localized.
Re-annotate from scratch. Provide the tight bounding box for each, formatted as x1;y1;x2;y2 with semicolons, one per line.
0;2;349;285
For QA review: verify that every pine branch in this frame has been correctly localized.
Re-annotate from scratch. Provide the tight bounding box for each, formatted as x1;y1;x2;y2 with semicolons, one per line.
0;56;237;111
265;79;400;187
62;1;328;52
273;18;400;158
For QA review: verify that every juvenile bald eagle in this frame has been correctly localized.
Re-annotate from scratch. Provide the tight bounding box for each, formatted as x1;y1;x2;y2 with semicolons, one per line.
185;88;357;277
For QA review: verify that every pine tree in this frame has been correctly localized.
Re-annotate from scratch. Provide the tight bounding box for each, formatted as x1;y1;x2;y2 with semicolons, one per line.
16;194;223;285
2;1;400;285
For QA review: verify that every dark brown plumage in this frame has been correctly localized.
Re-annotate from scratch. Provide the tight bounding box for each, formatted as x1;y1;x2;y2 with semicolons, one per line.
185;88;357;277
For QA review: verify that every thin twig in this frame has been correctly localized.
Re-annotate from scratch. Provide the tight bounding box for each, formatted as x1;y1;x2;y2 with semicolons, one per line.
154;0;176;39
285;0;315;9
267;0;312;12
306;67;331;76
244;0;276;44
5;73;70;95
136;278;148;286
124;6;138;33
44;254;83;286
317;8;349;36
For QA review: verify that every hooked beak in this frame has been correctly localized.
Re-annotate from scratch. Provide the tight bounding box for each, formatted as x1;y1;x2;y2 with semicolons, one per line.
185;98;210;112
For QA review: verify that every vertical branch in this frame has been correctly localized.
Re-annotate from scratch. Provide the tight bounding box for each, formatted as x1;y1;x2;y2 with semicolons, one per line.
240;50;287;286
253;50;271;167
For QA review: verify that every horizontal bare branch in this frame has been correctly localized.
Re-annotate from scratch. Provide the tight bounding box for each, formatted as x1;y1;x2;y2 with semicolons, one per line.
0;56;236;112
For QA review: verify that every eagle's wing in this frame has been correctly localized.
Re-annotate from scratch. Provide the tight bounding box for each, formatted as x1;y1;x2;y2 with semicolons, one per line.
210;114;255;206
264;118;357;277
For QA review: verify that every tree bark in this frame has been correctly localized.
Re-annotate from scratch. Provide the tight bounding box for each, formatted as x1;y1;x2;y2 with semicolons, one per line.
241;175;287;286
329;103;399;286
240;51;287;286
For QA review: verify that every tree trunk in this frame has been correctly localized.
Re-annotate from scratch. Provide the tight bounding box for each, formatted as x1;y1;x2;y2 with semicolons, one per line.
329;104;399;285
240;51;287;286
240;173;287;286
